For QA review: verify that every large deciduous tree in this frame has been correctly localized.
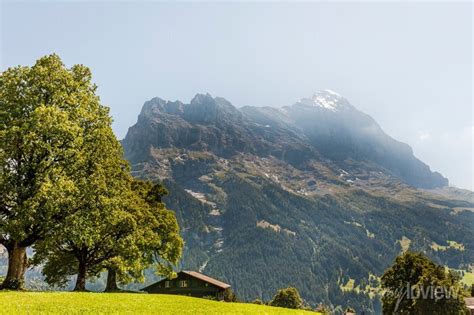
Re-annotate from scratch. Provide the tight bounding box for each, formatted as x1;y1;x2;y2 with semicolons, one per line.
30;76;138;290
34;179;183;291
0;55;102;289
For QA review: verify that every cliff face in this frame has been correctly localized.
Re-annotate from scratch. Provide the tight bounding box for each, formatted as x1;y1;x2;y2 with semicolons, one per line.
121;92;471;314
123;91;447;189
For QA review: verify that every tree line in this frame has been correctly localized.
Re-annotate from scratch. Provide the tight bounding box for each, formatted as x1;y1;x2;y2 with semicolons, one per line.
0;54;183;291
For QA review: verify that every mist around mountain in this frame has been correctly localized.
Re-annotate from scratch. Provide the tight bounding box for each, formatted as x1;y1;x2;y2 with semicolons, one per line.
121;91;473;314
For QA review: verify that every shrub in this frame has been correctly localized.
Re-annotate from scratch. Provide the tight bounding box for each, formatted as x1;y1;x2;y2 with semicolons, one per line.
252;299;263;305
269;286;303;309
223;288;238;302
315;303;332;314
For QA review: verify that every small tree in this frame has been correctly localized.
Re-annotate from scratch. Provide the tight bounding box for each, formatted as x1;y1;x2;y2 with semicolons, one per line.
381;251;468;314
269;286;303;309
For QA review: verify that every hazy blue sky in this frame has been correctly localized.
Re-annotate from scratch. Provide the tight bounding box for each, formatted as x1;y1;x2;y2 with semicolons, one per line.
1;1;472;190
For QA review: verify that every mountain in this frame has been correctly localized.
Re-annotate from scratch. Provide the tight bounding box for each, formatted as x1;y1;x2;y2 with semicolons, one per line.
122;91;473;314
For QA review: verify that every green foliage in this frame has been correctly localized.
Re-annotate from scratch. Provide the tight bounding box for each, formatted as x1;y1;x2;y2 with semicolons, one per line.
269;287;304;309
381;251;468;314
39;250;78;288
114;179;183;288
0;54;102;288
33;177;183;291
34;154;183;291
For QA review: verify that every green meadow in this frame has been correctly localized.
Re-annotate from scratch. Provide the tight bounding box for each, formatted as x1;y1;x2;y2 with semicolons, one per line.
0;291;319;315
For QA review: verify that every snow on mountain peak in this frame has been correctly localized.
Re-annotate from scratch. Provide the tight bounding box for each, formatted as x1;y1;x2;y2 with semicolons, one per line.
323;89;341;97
298;89;344;112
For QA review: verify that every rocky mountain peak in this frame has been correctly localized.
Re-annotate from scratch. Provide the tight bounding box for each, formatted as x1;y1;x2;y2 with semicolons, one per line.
139;97;166;116
184;93;242;125
138;97;185;119
190;93;214;105
124;91;448;189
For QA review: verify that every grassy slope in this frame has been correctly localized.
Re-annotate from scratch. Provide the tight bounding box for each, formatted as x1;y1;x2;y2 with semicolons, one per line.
0;292;319;315
462;272;474;286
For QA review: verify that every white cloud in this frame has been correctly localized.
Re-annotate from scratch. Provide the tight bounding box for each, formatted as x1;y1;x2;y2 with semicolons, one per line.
417;131;431;141
411;125;473;191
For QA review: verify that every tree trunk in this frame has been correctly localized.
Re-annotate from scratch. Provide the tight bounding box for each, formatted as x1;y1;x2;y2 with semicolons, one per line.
104;268;120;292
74;261;87;291
1;242;27;290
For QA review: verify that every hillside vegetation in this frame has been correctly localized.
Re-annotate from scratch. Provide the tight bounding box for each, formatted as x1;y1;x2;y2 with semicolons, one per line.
0;292;318;315
121;92;474;313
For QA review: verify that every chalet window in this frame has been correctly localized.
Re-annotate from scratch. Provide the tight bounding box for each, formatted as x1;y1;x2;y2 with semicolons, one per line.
165;281;171;288
178;280;188;288
205;283;209;287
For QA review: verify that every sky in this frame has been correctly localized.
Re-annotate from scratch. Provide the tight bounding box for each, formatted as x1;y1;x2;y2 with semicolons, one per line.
1;1;472;190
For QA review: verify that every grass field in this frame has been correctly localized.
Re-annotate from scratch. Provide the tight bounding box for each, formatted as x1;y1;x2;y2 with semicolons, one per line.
0;291;319;315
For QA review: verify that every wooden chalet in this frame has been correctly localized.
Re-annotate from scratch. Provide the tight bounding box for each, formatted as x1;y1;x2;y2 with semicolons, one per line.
141;271;231;300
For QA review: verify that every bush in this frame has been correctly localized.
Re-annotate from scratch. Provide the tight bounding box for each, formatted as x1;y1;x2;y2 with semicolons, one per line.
223;288;238;302
315;303;332;314
269;286;303;309
252;299;263;305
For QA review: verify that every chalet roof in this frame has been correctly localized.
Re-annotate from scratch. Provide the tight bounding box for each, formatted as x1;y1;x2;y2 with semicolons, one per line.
466;297;474;310
181;270;231;289
141;270;231;291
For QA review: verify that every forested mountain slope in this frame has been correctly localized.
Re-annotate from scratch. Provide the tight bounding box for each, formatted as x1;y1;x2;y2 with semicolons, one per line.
121;91;474;314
